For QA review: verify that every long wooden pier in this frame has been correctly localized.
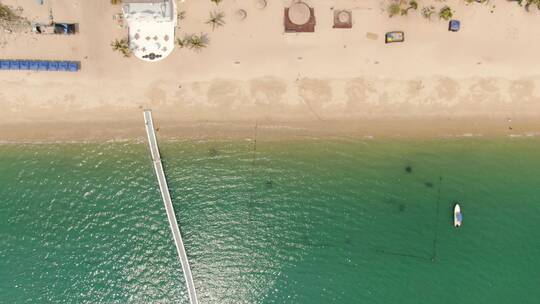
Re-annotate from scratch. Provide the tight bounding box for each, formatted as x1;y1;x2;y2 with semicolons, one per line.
143;110;199;304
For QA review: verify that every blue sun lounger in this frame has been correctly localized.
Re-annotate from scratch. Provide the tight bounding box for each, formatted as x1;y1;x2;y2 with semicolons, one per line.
19;60;30;70
9;60;20;70
48;61;59;71
0;60;9;70
68;62;78;72
0;59;80;72
29;61;39;70
38;61;48;71
58;61;68;71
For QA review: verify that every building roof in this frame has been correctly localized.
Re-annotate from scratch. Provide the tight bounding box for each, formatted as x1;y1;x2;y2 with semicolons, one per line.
122;0;177;62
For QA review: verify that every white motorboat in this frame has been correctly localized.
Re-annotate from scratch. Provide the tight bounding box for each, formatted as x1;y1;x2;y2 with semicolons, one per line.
454;203;462;227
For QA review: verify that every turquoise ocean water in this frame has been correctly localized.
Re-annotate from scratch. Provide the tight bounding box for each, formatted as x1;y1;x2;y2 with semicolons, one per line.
1;138;539;303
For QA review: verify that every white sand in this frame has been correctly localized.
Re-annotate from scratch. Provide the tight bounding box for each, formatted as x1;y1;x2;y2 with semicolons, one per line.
1;0;540;141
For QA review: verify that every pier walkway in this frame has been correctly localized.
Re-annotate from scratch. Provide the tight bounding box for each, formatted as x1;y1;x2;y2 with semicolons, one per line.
143;110;199;304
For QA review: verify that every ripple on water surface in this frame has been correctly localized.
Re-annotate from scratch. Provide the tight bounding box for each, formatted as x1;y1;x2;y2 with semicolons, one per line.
1;139;540;303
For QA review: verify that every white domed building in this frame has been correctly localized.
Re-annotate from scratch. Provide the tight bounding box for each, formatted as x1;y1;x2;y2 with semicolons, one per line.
122;0;178;62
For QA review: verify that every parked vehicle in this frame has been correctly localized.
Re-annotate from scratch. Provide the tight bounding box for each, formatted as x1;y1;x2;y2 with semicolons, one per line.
32;23;78;35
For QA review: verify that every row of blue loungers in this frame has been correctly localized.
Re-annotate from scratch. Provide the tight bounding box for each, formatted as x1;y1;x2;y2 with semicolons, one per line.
0;60;80;72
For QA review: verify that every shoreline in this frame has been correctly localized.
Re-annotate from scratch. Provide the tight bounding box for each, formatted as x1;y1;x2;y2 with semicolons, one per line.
1;114;540;143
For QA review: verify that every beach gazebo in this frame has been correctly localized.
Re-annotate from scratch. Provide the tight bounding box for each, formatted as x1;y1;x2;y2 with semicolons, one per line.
122;0;178;62
284;1;316;33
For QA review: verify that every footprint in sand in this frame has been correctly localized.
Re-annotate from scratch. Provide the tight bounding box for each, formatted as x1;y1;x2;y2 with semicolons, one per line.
506;26;518;40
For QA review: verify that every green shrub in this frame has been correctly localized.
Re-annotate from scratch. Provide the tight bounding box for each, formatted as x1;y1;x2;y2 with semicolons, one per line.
388;3;401;17
439;6;453;20
518;0;540;11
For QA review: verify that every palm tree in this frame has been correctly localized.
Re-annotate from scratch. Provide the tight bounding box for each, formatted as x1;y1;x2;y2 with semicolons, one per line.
206;11;225;30
439;6;453;21
0;3;25;23
0;3;16;21
519;0;540;11
187;33;209;52
401;0;418;15
408;0;418;11
111;38;131;57
421;6;435;19
176;37;187;48
178;11;186;21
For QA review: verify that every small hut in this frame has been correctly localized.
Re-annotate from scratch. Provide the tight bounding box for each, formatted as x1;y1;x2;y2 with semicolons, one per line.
284;1;316;33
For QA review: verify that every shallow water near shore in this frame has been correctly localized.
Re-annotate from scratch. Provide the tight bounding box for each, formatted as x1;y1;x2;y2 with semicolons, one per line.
1;138;540;303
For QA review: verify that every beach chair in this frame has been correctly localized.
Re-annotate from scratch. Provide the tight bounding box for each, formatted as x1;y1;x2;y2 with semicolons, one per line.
19;60;30;70
0;60;10;70
38;61;49;71
48;61;59;71
9;60;20;70
58;61;68;71
68;62;79;72
29;61;39;70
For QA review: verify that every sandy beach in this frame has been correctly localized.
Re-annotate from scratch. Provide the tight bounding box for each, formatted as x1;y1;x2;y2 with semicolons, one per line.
1;0;540;141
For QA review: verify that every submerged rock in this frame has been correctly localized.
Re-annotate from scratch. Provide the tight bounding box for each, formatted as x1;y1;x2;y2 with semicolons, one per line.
208;147;218;157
